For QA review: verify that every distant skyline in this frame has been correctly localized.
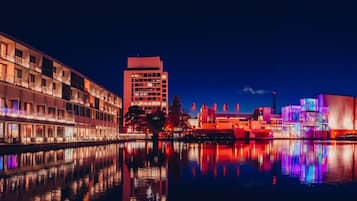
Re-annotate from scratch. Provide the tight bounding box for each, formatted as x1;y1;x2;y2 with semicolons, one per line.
3;0;357;112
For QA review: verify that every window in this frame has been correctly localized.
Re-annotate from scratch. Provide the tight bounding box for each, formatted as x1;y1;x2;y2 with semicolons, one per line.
58;110;64;117
62;71;65;77
80;106;84;116
74;105;79;115
37;105;45;113
30;55;36;63
48;107;56;115
24;102;33;113
53;67;56;73
85;108;90;118
41;79;46;86
30;74;35;82
66;103;72;111
10;100;19;111
52;83;56;90
0;98;5;109
15;49;23;57
16;69;22;78
41;57;54;78
7;123;19;138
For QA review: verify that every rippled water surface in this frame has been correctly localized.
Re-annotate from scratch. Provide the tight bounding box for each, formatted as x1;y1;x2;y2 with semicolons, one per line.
2;140;357;201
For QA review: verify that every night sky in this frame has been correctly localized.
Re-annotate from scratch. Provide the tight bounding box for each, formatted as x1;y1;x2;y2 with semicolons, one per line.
2;0;357;113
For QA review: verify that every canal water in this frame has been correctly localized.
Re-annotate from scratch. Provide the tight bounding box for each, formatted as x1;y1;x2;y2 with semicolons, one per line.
1;140;357;201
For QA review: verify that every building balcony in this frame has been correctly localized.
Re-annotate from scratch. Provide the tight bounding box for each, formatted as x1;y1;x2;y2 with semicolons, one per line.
14;77;28;88
53;90;62;98
15;56;29;68
42;86;53;95
0;107;75;124
0;54;15;62
62;76;70;85
29;62;41;73
53;73;63;82
29;82;41;92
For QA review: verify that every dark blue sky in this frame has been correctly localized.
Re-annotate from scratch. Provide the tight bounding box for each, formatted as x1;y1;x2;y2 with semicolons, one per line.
3;0;357;113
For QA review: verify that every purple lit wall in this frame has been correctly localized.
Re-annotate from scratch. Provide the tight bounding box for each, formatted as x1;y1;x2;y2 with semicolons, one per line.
282;106;301;122
0;156;3;172
7;155;17;169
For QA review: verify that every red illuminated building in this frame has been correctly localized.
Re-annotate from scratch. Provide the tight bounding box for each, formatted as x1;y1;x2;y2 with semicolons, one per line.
123;57;168;117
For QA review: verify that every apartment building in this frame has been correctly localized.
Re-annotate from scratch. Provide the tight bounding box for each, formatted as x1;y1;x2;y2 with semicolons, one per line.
123;56;168;116
0;33;122;144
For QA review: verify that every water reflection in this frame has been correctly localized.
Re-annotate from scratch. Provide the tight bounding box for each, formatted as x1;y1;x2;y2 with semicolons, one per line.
0;145;121;201
1;140;357;200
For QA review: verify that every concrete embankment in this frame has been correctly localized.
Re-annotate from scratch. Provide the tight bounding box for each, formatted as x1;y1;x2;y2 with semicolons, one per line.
0;135;151;154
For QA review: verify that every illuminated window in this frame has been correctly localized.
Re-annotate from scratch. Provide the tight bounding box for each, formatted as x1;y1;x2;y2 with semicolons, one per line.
7;123;19;139
0;98;5;109
10;100;19;111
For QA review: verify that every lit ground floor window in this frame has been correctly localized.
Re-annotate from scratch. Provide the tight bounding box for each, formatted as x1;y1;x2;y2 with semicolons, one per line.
35;125;44;138
7;123;19;143
48;126;55;137
57;126;64;138
24;125;32;138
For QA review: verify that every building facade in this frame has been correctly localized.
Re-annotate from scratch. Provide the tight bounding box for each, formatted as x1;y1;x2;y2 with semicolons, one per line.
318;94;357;137
0;33;122;144
281;98;329;138
123;56;168;116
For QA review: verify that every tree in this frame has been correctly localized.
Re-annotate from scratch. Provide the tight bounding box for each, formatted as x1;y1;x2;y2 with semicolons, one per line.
124;105;146;133
167;96;190;130
147;110;166;140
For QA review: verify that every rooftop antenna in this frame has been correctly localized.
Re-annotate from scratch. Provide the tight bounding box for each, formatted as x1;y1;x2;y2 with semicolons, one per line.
272;91;277;114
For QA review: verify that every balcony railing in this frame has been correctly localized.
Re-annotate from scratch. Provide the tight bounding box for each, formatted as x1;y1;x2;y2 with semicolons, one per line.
29;82;41;91
0;108;75;124
53;73;62;82
0;54;15;62
15;56;29;68
42;86;53;95
29;62;41;72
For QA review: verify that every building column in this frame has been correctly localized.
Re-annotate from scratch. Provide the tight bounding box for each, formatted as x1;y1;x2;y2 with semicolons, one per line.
4;122;8;143
44;125;48;143
54;125;57;139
